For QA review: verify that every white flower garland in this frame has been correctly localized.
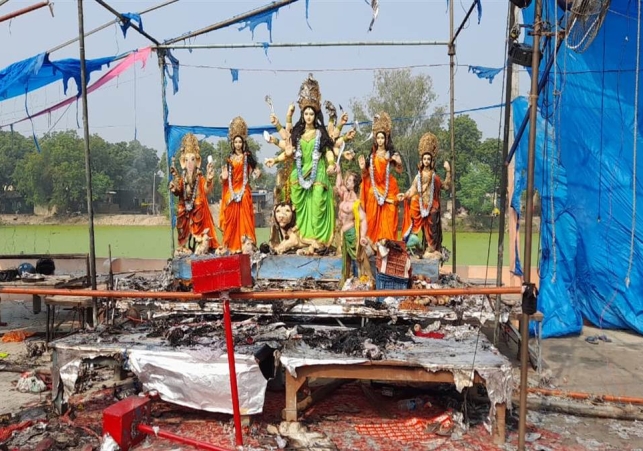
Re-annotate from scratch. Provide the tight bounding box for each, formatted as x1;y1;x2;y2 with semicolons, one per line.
418;171;435;218
369;154;390;206
228;154;248;203
295;129;321;190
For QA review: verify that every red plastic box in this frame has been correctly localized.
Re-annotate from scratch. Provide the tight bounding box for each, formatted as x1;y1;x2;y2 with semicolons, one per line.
191;254;253;294
102;396;151;450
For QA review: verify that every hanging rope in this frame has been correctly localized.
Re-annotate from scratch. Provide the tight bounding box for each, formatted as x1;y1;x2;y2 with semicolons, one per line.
548;7;563;284
625;0;641;288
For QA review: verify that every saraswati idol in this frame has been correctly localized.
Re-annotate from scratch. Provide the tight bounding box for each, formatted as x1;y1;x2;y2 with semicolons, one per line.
219;116;261;254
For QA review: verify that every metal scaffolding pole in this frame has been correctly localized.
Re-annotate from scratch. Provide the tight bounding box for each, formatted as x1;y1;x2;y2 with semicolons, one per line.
49;0;176;54
158;51;176;256
0;285;524;301
0;0;50;23
93;0;161;45
494;4;517;344
155;40;449;50
164;0;299;45
450;0;480;47
449;0;457;273
76;0;98;324
518;0;543;449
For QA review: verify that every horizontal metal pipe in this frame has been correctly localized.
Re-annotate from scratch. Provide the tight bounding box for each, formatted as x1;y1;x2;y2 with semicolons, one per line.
155;40;449;50
0;0;48;23
0;285;523;300
527;388;643;406
163;0;297;45
138;424;232;451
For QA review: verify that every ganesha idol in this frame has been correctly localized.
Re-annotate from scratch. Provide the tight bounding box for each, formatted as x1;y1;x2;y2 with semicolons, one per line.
169;133;219;256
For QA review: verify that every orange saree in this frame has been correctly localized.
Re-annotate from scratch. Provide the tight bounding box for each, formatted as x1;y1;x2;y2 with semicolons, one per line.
175;175;219;250
360;153;400;242
219;155;256;252
401;173;443;252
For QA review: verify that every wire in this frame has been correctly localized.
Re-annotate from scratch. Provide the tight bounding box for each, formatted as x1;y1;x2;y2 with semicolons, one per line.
464;1;512;427
482;7;512;288
178;62;462;73
624;0;640;288
600;0;637;327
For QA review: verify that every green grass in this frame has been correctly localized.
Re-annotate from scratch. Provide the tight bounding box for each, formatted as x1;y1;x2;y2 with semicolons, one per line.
0;225;539;266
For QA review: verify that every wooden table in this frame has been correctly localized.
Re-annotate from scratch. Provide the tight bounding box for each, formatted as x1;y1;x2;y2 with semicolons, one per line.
0;276;76;314
280;336;512;446
0;253;90;323
44;295;94;342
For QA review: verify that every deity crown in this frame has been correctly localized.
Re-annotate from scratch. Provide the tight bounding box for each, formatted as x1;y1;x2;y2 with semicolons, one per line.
372;112;392;138
229;116;248;142
418;132;439;161
181;133;201;154
179;133;202;167
298;73;322;112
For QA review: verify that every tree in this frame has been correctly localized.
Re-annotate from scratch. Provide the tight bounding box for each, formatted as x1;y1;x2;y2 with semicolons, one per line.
458;161;495;216
436;115;482;193
476;137;503;182
0;131;35;191
349;69;446;190
13;151;48;207
124;140;161;206
13;131;119;213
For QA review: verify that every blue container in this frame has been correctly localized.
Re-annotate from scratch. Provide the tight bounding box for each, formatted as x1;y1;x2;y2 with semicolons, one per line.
375;271;409;303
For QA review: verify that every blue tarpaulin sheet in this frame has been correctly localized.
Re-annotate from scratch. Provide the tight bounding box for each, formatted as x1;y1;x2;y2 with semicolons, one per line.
166;125;277;162
0;53;119;101
513;2;643;337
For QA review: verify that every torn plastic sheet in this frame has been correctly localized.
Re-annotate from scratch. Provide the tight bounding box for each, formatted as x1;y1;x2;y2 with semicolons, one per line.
52;336;268;415
56;351;120;403
128;348;267;415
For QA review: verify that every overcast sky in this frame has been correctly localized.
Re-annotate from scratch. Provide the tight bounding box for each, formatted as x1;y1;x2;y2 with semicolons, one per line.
0;0;524;163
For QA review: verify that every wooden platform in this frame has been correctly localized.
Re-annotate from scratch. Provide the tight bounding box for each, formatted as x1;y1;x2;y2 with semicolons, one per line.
257;255;439;281
280;334;512;445
172;254;439;283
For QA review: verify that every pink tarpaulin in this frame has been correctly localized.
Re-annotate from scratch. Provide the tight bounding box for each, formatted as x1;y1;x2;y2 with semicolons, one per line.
5;47;152;127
